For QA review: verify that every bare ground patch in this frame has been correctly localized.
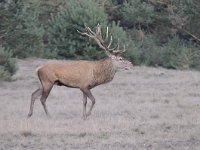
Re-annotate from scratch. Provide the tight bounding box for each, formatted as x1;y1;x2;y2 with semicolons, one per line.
1;58;200;149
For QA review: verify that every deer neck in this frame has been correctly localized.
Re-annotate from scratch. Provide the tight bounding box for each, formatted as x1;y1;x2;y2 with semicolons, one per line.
93;57;117;86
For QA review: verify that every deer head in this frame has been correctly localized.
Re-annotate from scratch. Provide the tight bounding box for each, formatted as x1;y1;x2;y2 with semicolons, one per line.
78;24;133;71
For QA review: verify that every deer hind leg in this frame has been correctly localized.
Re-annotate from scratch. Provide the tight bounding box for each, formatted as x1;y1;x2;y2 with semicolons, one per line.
28;88;43;118
40;83;53;117
83;89;95;117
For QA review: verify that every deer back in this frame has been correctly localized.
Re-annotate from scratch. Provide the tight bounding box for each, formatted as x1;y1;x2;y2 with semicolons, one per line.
37;60;96;88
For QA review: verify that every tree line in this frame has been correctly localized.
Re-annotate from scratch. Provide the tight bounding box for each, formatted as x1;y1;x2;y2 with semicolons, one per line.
0;0;200;80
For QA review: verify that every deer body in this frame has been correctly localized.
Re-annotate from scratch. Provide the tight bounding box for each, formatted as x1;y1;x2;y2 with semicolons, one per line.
28;24;132;119
37;58;116;89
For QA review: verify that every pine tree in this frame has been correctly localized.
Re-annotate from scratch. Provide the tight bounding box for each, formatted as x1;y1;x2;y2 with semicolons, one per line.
0;47;17;80
0;0;44;58
47;0;128;60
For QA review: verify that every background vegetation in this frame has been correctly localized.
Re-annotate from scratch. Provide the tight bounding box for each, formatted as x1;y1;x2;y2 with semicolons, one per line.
0;0;200;79
0;47;17;80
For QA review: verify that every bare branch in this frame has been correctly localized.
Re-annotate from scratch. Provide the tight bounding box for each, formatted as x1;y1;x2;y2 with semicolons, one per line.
178;27;200;44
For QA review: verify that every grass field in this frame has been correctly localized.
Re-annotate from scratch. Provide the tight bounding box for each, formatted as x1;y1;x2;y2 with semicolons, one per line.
1;58;200;150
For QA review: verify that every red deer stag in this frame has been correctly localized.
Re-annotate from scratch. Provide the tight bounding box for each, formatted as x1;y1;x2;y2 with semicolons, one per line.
28;24;133;119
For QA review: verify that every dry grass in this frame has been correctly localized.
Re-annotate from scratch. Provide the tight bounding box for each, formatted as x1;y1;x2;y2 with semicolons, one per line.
1;58;200;149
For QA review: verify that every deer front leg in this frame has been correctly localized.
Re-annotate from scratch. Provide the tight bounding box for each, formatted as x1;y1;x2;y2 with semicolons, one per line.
82;92;87;120
84;89;95;117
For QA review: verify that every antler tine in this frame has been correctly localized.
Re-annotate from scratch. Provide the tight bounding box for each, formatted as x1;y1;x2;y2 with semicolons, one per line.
117;38;119;50
106;31;126;55
106;26;109;39
78;24;127;55
123;44;127;52
77;29;93;38
109;38;120;52
107;35;112;49
96;24;101;34
95;24;104;43
111;43;127;54
93;38;107;51
84;24;102;41
86;27;96;36
77;25;96;38
98;25;102;37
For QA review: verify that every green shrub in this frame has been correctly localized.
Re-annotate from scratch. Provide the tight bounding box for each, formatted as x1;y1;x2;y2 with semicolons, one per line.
47;0;108;59
0;47;17;80
124;34;162;66
121;0;155;27
123;40;141;65
47;0;129;60
160;36;199;70
123;34;200;70
140;35;162;66
0;0;44;58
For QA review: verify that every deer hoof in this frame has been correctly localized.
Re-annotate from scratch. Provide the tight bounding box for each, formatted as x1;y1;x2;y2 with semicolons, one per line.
82;115;87;120
86;112;91;117
46;114;51;119
27;113;32;118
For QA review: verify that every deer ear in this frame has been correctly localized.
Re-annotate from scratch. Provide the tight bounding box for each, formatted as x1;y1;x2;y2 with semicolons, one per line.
106;51;113;57
112;51;121;56
109;54;117;60
108;51;121;58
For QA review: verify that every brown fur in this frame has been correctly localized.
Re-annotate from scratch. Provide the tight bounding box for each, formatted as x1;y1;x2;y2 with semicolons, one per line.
37;58;115;89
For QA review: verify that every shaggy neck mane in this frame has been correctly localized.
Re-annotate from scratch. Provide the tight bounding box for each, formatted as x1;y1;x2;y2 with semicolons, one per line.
93;57;116;86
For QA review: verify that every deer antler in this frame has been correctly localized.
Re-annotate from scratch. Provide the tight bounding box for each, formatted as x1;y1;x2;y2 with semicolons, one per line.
77;24;127;55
